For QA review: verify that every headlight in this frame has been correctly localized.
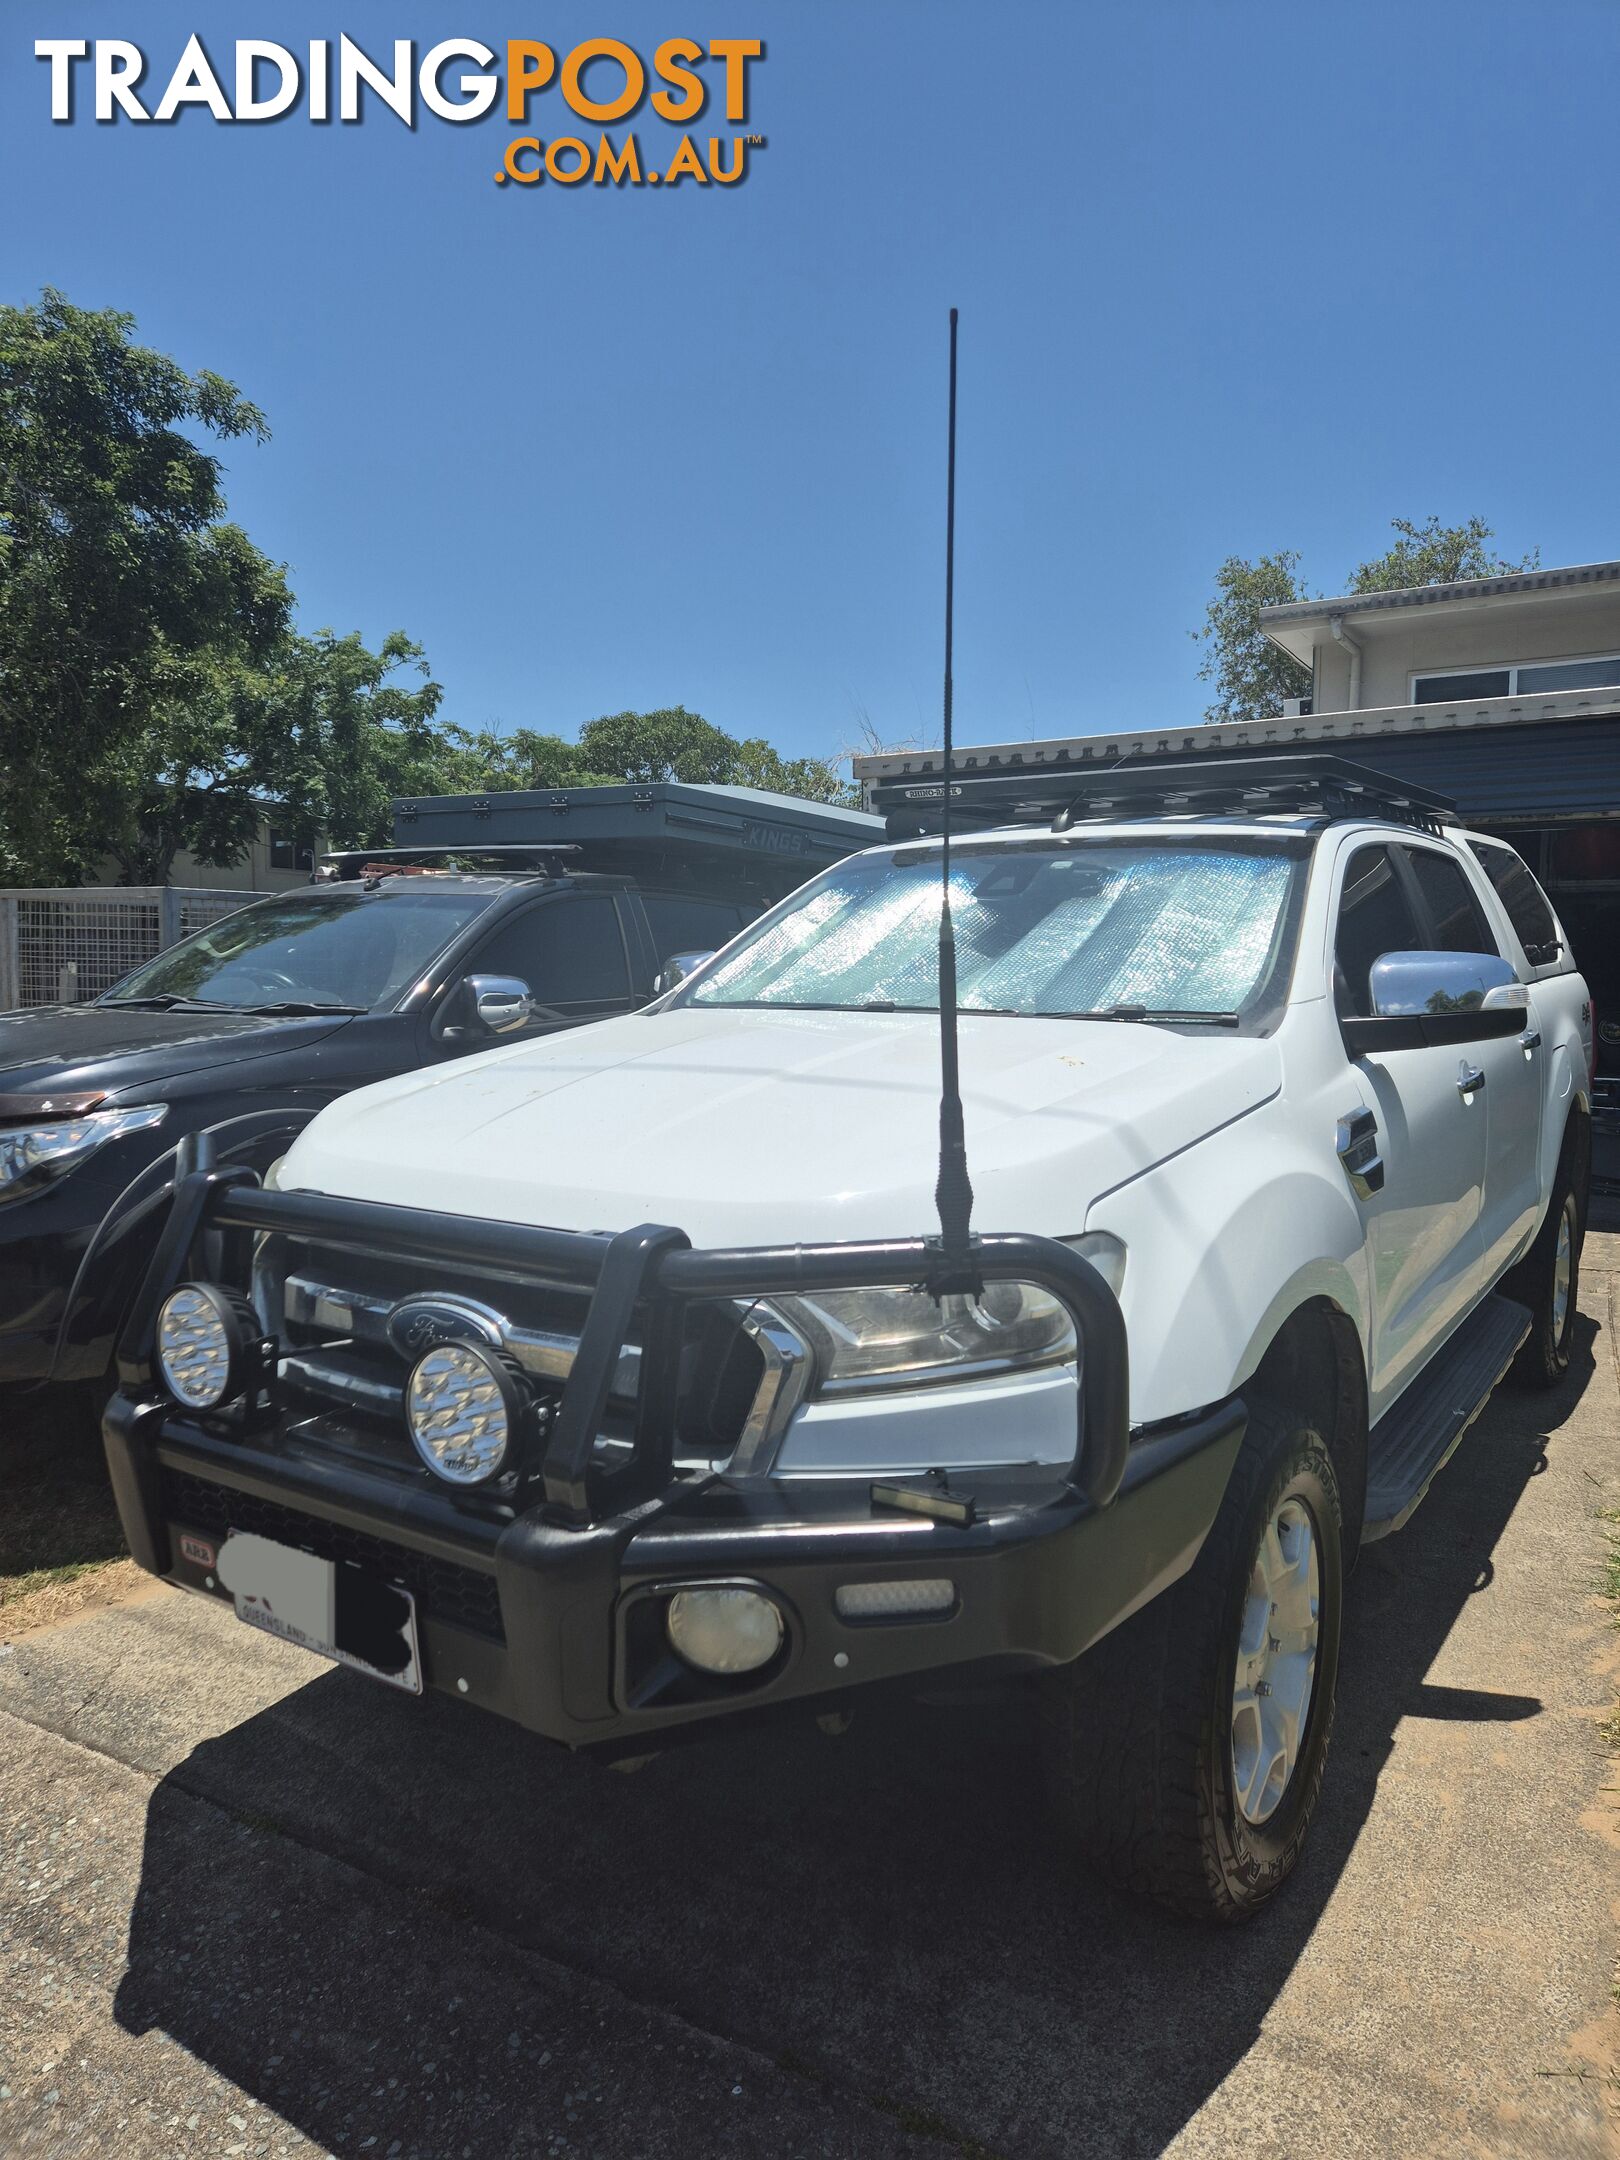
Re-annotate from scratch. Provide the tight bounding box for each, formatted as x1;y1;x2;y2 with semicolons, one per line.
157;1282;257;1410
775;1278;1078;1395
0;1103;167;1202
405;1341;523;1485
768;1233;1125;1397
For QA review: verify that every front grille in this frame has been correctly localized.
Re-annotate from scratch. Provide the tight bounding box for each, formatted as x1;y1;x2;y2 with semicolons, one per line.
260;1237;611;1440
253;1232;769;1474
162;1467;505;1641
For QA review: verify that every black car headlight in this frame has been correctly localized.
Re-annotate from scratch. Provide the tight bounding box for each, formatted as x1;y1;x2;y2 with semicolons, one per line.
0;1103;167;1203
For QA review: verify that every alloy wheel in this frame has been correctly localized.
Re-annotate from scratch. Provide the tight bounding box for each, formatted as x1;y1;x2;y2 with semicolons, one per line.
1230;1495;1321;1826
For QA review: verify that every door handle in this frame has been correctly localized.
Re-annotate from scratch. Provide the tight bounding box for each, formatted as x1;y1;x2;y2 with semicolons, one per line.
1457;1064;1486;1097
1520;1029;1542;1051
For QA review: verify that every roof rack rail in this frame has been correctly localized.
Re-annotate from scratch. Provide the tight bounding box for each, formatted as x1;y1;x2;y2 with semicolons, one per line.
314;844;583;883
869;752;1456;839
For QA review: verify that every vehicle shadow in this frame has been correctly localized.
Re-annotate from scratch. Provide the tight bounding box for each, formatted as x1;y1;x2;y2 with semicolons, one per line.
112;1318;1598;2159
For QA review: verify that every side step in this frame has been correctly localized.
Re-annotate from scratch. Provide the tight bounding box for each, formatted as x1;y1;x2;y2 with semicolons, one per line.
1362;1293;1531;1540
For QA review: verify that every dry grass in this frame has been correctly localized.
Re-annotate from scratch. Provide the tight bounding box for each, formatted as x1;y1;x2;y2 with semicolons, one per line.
1;1390;134;1636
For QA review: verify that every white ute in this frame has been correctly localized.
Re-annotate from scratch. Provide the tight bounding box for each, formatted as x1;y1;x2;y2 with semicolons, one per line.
108;756;1593;1921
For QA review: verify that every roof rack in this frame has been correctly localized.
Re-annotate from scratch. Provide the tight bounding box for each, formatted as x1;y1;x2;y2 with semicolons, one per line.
314;844;583;884
869;753;1456;839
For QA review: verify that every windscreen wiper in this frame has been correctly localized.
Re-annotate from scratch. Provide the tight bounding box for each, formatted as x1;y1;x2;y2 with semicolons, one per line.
102;995;223;1012
229;1000;366;1016
1074;1004;1242;1027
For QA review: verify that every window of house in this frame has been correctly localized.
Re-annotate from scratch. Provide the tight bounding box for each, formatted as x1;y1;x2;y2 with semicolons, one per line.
1402;847;1497;956
1412;654;1620;703
269;828;315;872
464;895;630;1008
1333;846;1424;1017
1466;840;1561;964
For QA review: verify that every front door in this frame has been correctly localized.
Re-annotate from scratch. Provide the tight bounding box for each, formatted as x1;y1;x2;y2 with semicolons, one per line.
1333;841;1488;1418
430;891;641;1057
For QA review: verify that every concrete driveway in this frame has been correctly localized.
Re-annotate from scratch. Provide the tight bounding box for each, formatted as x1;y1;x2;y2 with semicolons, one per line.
4;1224;1619;2159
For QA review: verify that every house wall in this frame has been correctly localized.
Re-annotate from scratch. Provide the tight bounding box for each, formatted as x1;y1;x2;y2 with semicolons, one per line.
89;817;322;893
1309;590;1620;713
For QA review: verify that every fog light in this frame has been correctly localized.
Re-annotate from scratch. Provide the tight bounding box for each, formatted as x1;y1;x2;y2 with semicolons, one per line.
665;1585;784;1675
406;1342;522;1485
835;1578;956;1620
156;1283;255;1410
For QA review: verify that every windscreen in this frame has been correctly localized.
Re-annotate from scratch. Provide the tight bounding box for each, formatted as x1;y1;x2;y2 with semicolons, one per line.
685;839;1304;1020
103;890;490;1013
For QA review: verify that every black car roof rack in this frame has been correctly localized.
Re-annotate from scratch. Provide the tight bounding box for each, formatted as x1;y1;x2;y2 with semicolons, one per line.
315;844;584;883
870;753;1456;839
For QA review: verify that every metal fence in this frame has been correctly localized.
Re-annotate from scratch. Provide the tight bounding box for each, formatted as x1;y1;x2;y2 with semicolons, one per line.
0;887;252;1011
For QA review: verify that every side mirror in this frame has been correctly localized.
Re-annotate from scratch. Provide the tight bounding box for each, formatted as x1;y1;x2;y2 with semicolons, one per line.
1368;949;1519;1017
467;974;534;1035
1346;950;1527;1054
652;950;716;998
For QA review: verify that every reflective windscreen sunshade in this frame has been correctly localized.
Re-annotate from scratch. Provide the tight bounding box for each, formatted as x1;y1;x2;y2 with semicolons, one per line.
690;843;1300;1018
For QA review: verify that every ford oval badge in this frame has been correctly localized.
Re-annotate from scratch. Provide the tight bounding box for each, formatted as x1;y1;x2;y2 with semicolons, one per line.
385;1296;503;1361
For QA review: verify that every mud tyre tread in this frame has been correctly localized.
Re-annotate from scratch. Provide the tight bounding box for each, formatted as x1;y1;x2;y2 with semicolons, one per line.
1039;1399;1343;1924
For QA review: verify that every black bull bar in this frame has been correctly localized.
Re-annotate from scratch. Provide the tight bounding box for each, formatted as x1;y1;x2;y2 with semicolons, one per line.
97;1135;1252;1750
115;1137;1133;1525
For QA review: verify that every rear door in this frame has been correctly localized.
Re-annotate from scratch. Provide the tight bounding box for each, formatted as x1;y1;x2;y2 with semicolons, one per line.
1399;841;1542;1285
1333;840;1488;1413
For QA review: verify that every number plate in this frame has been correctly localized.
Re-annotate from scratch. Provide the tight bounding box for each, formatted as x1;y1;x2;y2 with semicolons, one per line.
217;1531;422;1695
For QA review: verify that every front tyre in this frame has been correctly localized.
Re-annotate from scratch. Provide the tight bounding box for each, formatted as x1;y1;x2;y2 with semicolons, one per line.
1041;1400;1343;1923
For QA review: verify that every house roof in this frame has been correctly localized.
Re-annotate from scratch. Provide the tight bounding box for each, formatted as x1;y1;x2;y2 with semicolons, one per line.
1259;558;1620;668
849;684;1620;824
1260;557;1620;626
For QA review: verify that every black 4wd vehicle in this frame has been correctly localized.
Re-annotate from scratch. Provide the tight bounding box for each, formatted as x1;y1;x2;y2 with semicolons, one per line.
0;784;879;1425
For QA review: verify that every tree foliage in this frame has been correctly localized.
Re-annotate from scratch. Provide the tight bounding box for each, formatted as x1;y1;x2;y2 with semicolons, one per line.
442;709;854;807
1192;552;1311;725
1346;514;1538;595
0;290;290;881
1193;517;1540;725
0;290;854;883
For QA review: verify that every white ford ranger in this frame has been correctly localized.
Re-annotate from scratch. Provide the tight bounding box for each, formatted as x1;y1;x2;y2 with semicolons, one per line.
105;755;1592;1921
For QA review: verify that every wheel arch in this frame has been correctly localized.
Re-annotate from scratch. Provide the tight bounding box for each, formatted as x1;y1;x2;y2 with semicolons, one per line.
1239;1295;1370;1556
49;1107;317;1385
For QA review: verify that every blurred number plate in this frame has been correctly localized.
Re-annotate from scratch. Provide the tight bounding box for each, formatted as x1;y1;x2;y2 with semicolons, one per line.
217;1531;422;1694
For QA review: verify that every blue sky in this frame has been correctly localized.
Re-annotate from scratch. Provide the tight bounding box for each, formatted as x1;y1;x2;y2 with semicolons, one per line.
4;2;1618;770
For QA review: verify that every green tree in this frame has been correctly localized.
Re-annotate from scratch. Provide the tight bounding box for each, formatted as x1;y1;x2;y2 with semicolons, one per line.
451;705;857;807
258;629;456;852
1347;514;1538;594
1194;518;1541;725
448;727;616;792
0;290;291;881
1192;551;1312;724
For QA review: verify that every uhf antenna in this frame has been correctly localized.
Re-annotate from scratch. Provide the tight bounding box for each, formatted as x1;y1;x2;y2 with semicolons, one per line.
930;306;979;1296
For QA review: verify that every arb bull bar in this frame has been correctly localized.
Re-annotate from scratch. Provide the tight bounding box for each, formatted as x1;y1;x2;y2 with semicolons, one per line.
103;1136;1245;1749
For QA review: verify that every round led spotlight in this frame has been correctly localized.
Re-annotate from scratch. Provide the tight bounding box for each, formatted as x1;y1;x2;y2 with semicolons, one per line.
666;1585;784;1676
156;1283;255;1411
405;1341;524;1486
